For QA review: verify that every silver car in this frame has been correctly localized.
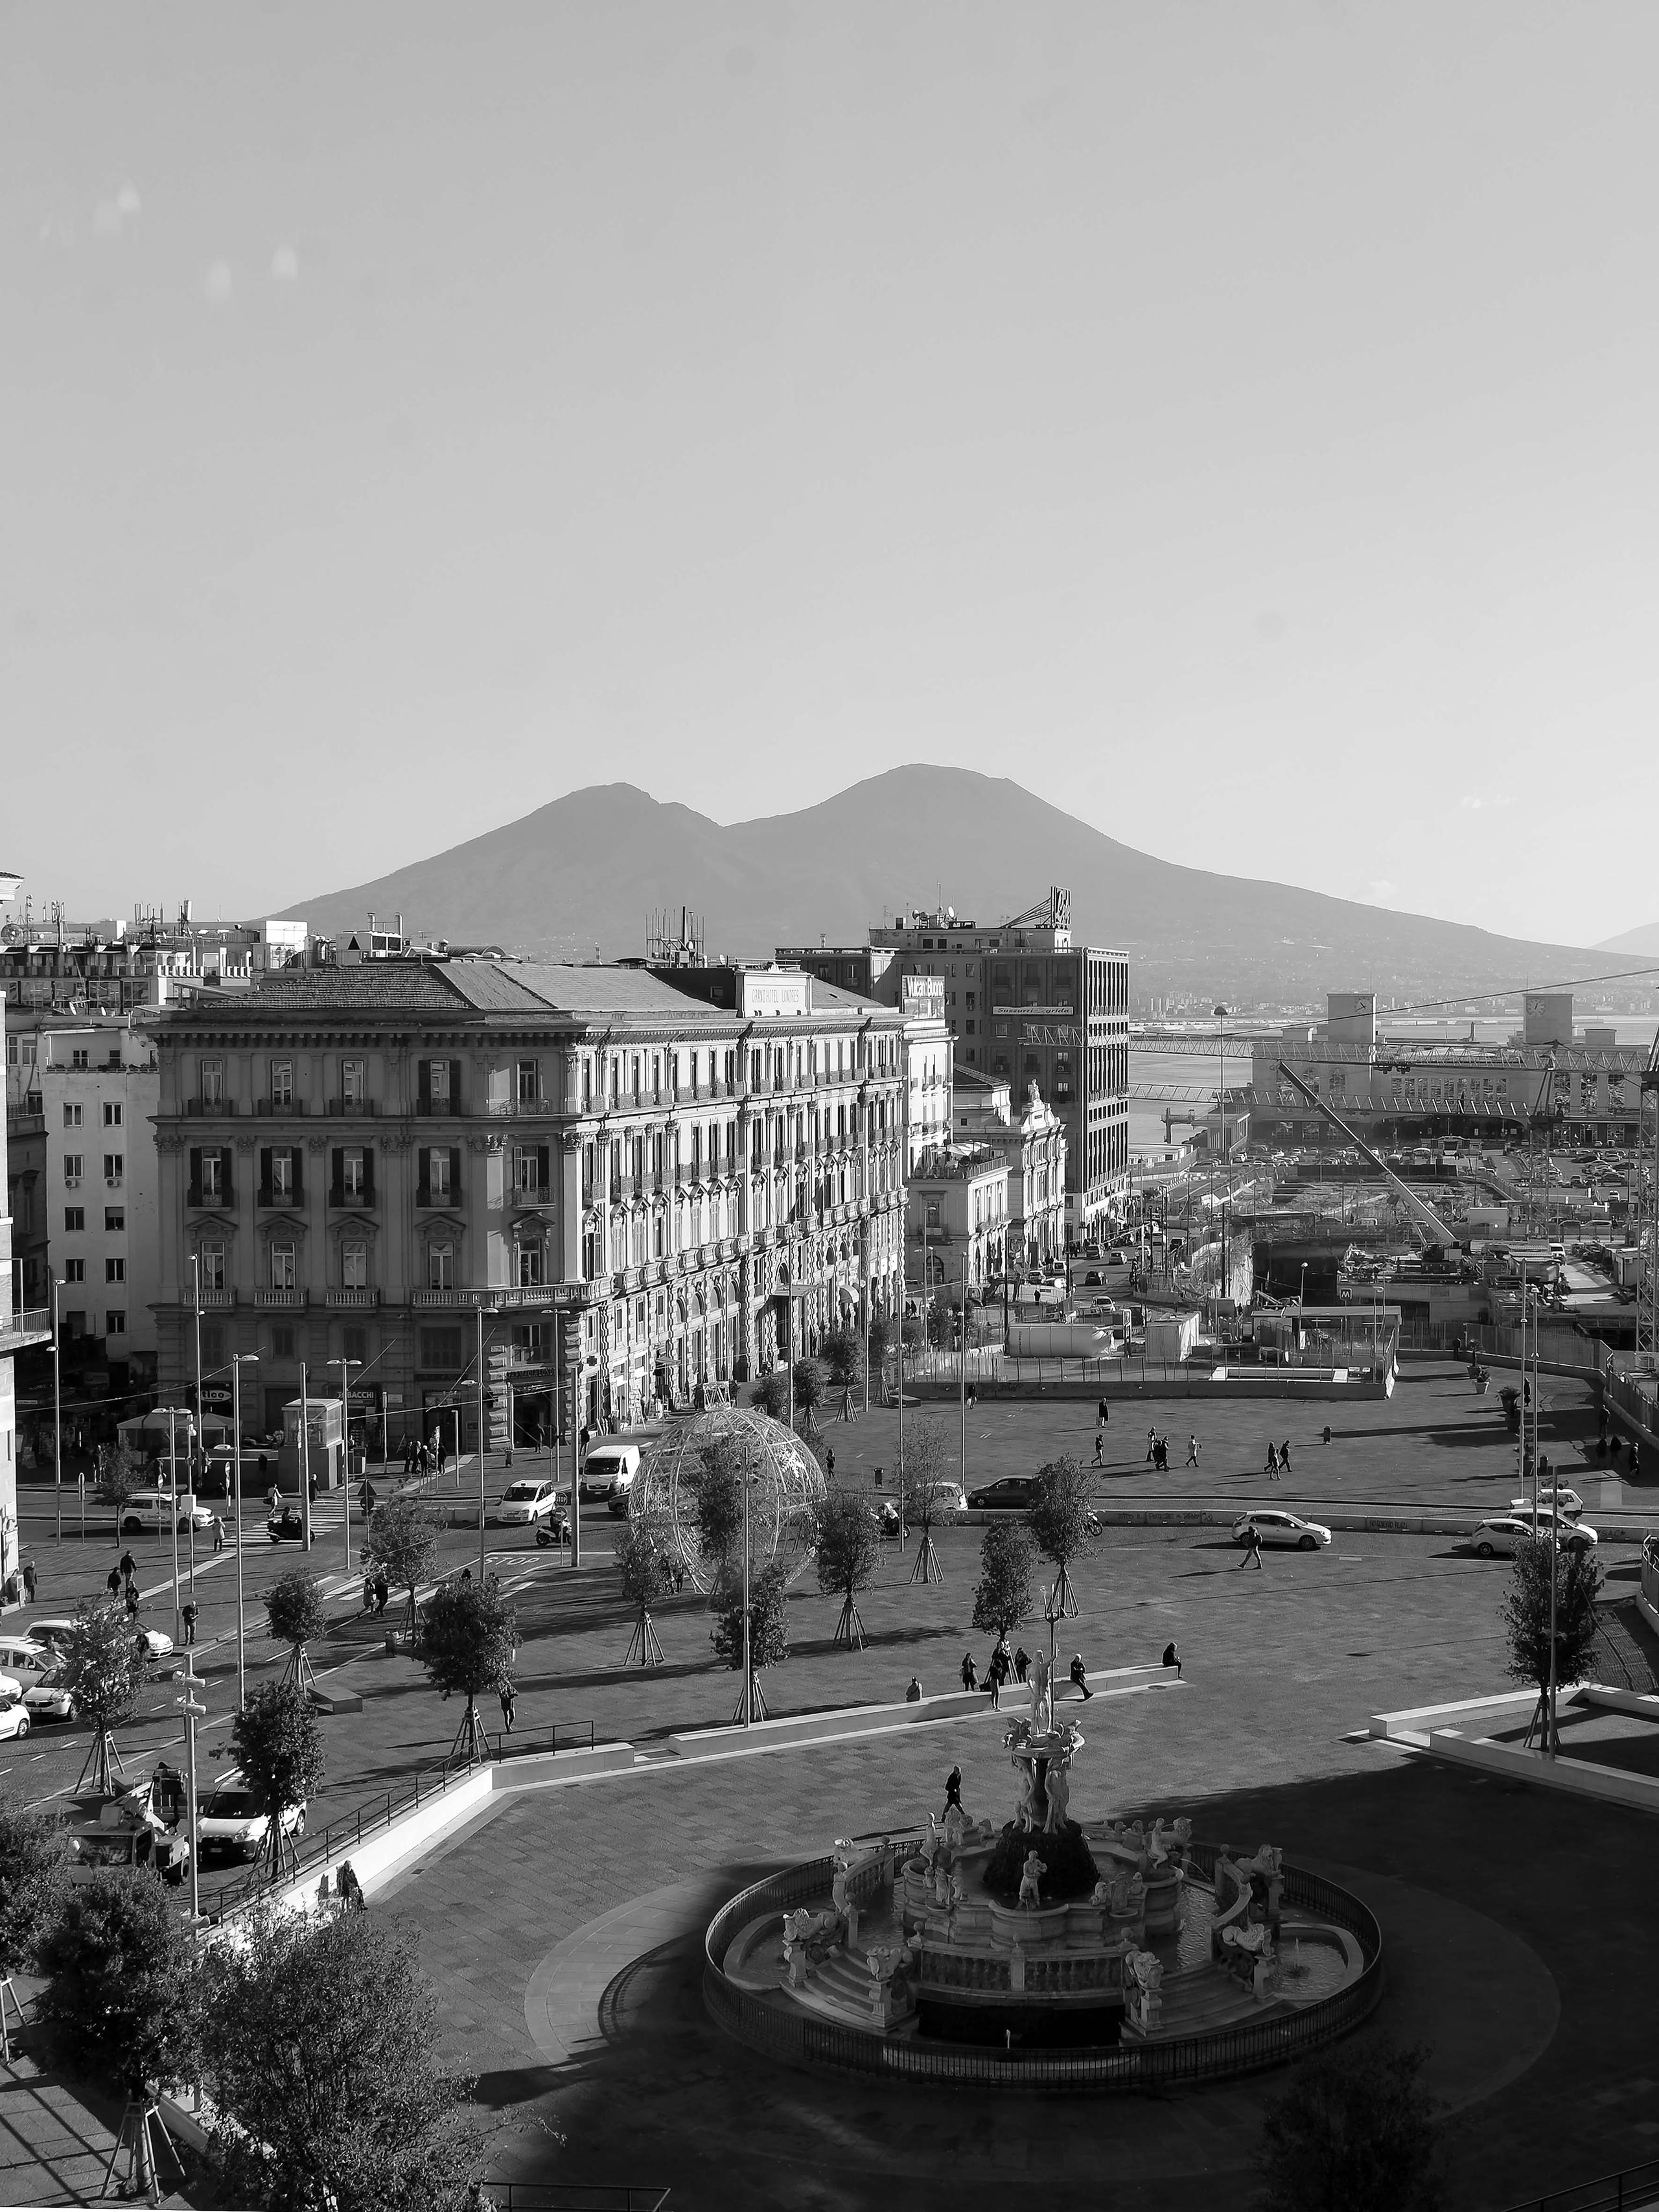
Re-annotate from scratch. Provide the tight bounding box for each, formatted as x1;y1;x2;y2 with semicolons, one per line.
1232;1510;1332;1553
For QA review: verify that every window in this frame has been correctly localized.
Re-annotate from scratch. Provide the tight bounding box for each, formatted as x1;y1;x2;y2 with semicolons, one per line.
342;1242;368;1289
428;1149;452;1200
103;1154;124;1183
64;1206;84;1232
428;1059;450;1108
71;1049;88;1070
201;1058;224;1104
271;1324;296;1360
342;1148;365;1197
104;1207;124;1232
64;1257;85;1284
270;1243;297;1291
202;1151;224;1201
63;1102;82;1128
271;1150;294;1200
271;1061;293;1105
64;1154;83;1185
102;1100;122;1127
342;1325;368;1364
106;1309;126;1336
517;1243;544;1286
201;1323;224;1368
105;1257;125;1283
342;1058;365;1104
419;1323;463;1369
516;1060;538;1104
200;1242;225;1291
428;1242;454;1291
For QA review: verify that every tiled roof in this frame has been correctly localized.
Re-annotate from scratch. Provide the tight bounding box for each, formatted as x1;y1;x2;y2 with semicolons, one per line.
802;979;892;1014
441;964;579;1016
498;964;734;1021
216;966;472;1012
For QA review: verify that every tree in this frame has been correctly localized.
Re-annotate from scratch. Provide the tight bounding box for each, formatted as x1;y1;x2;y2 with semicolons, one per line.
419;1574;518;1764
925;1294;952;1351
898;1419;950;1586
792;1358;824;1433
972;1521;1037;1641
95;1442;146;1548
1502;1533;1603;1752
203;1901;484;2212
687;1430;754;1577
615;1526;673;1667
867;1314;892;1371
231;1680;325;1876
264;1566;327;1694
901;1314;925;1353
711;1561;790;1721
750;1370;789;1421
813;1489;880;1649
36;1871;203;2200
822;1327;863;1392
57;1598;143;1795
1256;2039;1444;2212
365;1492;438;1633
1028;1456;1096;1618
0;1801;67;2058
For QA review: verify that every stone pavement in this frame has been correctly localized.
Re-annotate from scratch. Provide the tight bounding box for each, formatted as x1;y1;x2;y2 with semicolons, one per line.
0;2051;192;2207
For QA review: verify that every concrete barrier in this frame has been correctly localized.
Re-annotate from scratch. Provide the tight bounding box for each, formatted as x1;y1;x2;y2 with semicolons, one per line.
492;1741;637;1790
1426;1728;1659;1817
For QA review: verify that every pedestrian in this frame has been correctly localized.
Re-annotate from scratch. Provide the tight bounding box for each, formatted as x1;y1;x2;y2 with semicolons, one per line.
267;1485;281;1515
966;1380;976;1410
960;1651;978;1692
944;1764;963;1813
826;1446;835;1480
841;1385;855;1422
181;1600;198;1646
1014;1645;1029;1684
1069;1652;1093;1701
21;1559;36;1604
1322;1425;1332;1445
1097;1397;1109;1430
374;1572;389;1616
1265;1443;1279;1478
308;1472;318;1506
1146;1427;1157;1463
1280;1439;1292;1473
337;1859;364;1912
360;1480;377;1518
459;1565;473;1586
119;1548;137;1586
499;1681;516;1733
1155;1436;1169;1473
905;1675;922;1703
1185;1435;1200;1467
362;1569;375;1614
1236;1523;1264;1570
987;1651;1002;1709
1162;1640;1182;1677
126;1585;140;1620
106;1566;122;1598
1093;1431;1105;1468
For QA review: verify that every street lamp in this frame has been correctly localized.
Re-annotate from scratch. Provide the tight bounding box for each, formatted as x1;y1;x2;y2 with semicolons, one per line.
1214;1007;1229;1314
176;1653;205;1923
334;1357;362;1576
51;1277;65;1544
231;1355;259;1707
155;1406;195;1646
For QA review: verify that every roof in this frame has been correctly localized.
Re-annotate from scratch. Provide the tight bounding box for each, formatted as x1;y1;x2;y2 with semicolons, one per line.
496;963;736;1020
952;1064;1004;1095
802;979;889;1014
220;966;473;1012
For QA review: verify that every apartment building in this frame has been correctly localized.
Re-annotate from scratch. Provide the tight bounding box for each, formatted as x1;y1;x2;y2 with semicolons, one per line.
1;997;52;1589
148;959;911;1449
951;1065;1068;1270
5;1013;160;1389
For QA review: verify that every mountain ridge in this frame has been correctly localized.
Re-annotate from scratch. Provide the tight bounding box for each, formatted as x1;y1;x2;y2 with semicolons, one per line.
278;765;1642;1005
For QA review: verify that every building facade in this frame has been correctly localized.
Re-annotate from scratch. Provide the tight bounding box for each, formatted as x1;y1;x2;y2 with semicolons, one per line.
1;985;54;1590
906;1145;1009;1298
148;960;911;1449
952;1067;1067;1268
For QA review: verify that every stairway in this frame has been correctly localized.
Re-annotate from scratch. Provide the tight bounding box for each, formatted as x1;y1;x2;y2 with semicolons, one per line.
1594;1601;1658;1694
1140;1961;1266;2036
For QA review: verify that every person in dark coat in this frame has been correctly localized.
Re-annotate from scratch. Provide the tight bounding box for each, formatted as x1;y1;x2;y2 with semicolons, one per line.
498;1682;516;1733
1163;1640;1182;1677
1069;1653;1093;1701
960;1651;978;1692
1013;1645;1030;1684
944;1765;963;1814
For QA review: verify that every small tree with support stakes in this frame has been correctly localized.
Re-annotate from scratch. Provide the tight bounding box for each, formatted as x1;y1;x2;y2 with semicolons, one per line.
899;1419;950;1586
750;1370;789;1422
95;1442;146;1551
232;1680;325;1880
1503;1532;1601;1752
1028;1456;1096;1620
56;1599;143;1797
365;1491;438;1636
264;1566;327;1697
813;1489;880;1650
971;1521;1037;1647
419;1574;518;1766
822;1327;863;1397
0;1802;67;2060
711;1562;790;1722
36;1870;203;2204
615;1526;671;1667
791;1358;824;1435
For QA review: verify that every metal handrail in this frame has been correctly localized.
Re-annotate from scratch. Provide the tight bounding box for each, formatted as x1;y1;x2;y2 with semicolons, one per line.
1501;2158;1659;2212
481;2185;671;2210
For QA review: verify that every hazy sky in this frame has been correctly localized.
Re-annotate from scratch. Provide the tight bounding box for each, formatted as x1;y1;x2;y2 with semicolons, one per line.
5;4;1657;941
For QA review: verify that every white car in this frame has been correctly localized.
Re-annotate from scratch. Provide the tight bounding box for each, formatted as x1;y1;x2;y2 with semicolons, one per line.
133;1627;176;1664
198;1773;306;1863
1485;1508;1599;1554
119;1490;213;1535
1510;1489;1585;1520
23;1618;76;1658
915;1481;969;1523
0;1702;32;1741
495;1478;564;1528
1232;1510;1332;1552
23;1665;78;1724
0;1636;53;1686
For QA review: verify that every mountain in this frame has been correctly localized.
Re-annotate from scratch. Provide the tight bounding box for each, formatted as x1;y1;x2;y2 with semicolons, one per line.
1597;922;1659;957
280;765;1643;1007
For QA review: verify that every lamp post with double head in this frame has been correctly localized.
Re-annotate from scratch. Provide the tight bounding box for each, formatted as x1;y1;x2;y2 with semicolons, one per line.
231;1355;259;1707
335;1357;362;1575
1214;1006;1229;1314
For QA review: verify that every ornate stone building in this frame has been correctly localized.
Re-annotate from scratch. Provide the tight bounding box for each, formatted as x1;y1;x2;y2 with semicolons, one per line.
148;960;910;1450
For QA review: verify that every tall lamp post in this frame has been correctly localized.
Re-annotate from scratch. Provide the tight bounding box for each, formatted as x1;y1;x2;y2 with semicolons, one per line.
51;1277;64;1543
157;1406;194;1646
334;1357;362;1576
1214;1006;1229;1314
474;1304;496;1581
231;1355;258;1707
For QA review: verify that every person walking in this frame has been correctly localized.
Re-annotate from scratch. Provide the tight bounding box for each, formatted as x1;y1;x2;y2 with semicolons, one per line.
374;1570;389;1617
1069;1652;1093;1701
125;1584;141;1620
211;1512;225;1555
826;1445;835;1481
1185;1435;1200;1467
498;1682;516;1734
987;1649;1003;1709
1265;1443;1279;1479
106;1565;122;1599
1093;1430;1106;1468
1279;1439;1292;1474
119;1549;137;1590
362;1568;375;1614
1014;1645;1030;1684
21;1558;36;1605
960;1651;979;1692
181;1599;198;1647
1145;1426;1157;1463
1097;1397;1109;1430
1237;1523;1264;1570
944;1764;963;1813
841;1384;855;1423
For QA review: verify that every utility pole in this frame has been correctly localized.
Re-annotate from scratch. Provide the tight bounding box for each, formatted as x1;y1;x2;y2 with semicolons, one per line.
299;1363;312;1550
51;1277;62;1544
335;1356;361;1576
475;1303;489;1580
1214;1005;1229;1312
178;1654;205;1922
231;1355;257;1706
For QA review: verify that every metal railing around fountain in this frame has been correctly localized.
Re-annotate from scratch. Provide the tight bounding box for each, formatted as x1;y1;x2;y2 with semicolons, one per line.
702;1839;1384;2092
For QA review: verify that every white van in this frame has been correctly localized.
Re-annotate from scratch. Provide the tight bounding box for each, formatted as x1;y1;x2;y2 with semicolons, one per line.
119;1490;213;1535
578;1441;642;1504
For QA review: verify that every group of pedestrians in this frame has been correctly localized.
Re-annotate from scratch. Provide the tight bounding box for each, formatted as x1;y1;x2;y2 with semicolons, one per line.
399;1434;447;1479
361;1568;391;1616
1263;1439;1293;1479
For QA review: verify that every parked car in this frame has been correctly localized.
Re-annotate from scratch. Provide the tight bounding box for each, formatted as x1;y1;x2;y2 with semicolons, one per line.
133;1627;176;1664
0;1698;30;1741
65;1766;191;1886
1231;1510;1332;1552
495;1478;565;1528
23;1618;76;1657
198;1771;307;1862
22;1664;78;1724
1506;1506;1599;1552
578;1442;642;1503
266;1505;309;1544
1471;1517;1533;1559
0;1635;54;1687
915;1480;970;1522
967;1476;1040;1512
120;1489;212;1535
1509;1488;1585;1520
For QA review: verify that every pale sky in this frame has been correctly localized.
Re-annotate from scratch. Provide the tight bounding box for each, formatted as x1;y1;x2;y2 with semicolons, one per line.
5;4;1657;940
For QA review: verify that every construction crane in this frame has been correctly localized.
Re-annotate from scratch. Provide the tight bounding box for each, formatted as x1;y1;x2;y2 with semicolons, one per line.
1275;1061;1463;1255
1638;1030;1659;1369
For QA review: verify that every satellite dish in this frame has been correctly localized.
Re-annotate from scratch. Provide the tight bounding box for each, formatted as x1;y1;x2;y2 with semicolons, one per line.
946;905;955;920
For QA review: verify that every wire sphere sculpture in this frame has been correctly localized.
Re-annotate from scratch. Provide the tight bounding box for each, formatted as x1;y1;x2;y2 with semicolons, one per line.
629;1406;826;1596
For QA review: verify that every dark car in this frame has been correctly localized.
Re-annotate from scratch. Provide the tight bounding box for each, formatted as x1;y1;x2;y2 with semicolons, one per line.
966;1476;1040;1511
266;1506;308;1544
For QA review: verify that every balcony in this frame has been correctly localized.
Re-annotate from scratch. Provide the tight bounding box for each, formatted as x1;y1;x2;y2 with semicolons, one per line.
1;1307;52;1354
255;1288;307;1309
187;1185;233;1210
194;1288;236;1310
327;1286;380;1308
255;1099;304;1117
485;1097;545;1119
509;1185;553;1209
327;1099;380;1117
415;1187;462;1211
415;1097;461;1118
185;1097;234;1117
257;1189;303;1210
329;1189;375;1210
